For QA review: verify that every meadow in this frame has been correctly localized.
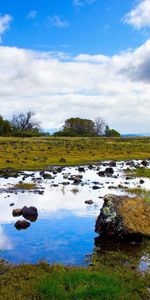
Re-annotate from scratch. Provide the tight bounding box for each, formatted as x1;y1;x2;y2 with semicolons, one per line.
0;136;150;299
0;136;150;170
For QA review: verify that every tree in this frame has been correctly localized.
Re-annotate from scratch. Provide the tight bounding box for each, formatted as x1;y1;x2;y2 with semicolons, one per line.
105;125;120;137
63;117;95;136
109;129;120;137
105;125;111;137
0;116;12;136
11;111;40;132
94;117;107;136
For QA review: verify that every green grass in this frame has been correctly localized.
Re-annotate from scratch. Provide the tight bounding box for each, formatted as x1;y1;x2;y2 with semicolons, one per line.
0;136;150;170
13;183;37;190
135;168;150;178
124;187;150;203
0;262;149;300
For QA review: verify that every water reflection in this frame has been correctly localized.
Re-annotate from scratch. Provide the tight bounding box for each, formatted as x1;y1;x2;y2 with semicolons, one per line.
0;161;149;265
94;235;150;272
0;225;12;250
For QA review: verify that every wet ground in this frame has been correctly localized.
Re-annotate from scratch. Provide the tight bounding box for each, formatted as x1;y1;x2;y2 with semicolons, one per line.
0;160;149;268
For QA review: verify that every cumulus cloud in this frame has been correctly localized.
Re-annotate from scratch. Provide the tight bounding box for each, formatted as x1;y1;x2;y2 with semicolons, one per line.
73;0;96;7
0;14;13;42
48;15;70;28
123;0;150;29
0;41;150;133
27;10;38;19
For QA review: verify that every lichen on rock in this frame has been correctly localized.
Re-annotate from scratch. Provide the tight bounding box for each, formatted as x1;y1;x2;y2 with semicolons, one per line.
95;194;150;239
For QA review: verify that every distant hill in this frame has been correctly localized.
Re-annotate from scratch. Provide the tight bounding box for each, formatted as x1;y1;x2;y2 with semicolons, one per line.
122;133;150;137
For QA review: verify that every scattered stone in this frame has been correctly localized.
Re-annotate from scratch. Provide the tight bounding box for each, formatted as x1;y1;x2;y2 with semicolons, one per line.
85;200;94;205
22;206;38;222
109;161;116;167
140;179;145;184
43;173;53;179
78;167;85;172
97;171;105;177
141;160;148;167
92;185;100;190
15;220;30;230
12;209;22;217
9;203;14;207
105;167;114;176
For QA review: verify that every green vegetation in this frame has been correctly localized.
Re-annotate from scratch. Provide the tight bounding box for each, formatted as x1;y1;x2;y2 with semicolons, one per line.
136;168;150;178
0;136;149;170
124;187;150;204
0;261;149;300
13;183;37;190
54;117;120;137
126;168;150;179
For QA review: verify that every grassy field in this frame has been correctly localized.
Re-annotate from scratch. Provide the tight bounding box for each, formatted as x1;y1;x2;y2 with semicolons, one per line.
0;261;149;300
0;136;150;170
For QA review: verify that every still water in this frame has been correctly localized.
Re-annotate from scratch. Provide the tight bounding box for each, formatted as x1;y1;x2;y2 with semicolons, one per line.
0;161;149;265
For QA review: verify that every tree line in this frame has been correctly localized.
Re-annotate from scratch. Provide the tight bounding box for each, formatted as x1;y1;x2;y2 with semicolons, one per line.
0;112;120;137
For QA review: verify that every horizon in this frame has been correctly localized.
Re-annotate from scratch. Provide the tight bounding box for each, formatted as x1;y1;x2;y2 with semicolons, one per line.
0;0;150;133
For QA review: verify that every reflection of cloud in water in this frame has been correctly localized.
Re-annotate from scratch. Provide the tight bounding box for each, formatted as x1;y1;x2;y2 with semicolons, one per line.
0;163;149;224
0;226;12;250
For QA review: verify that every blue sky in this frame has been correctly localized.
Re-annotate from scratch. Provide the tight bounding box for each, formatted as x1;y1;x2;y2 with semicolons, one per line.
0;0;150;133
1;0;148;54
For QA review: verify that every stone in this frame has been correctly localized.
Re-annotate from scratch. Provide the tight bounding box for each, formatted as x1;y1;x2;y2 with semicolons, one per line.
85;200;94;205
92;185;100;190
15;220;30;230
139;179;145;184
95;194;150;239
12;209;22;217
22;206;38;222
78;167;85;172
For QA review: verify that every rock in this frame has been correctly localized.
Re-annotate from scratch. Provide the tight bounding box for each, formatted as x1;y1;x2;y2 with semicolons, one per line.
95;194;150;239
15;220;30;230
22;206;38;222
12;209;22;217
141;160;148;167
109;160;116;167
78;167;85;172
42;173;53;179
139;179;145;184
126;161;135;167
92;185;100;190
10;203;14;207
97;171;105;177
88;165;94;170
105;167;114;176
85;200;94;205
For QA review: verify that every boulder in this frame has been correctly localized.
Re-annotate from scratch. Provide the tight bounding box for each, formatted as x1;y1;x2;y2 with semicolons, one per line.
12;209;22;217
22;206;38;222
15;220;30;230
95;194;150;239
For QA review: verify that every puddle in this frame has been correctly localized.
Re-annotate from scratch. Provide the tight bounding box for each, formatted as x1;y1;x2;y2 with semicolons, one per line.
0;160;149;267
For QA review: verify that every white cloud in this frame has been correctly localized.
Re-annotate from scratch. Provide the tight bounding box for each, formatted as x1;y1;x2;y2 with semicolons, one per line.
73;0;96;7
0;41;150;133
48;15;70;28
0;14;13;42
27;10;38;19
123;0;150;29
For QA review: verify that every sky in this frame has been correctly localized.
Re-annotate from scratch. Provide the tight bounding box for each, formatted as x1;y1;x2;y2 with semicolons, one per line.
0;0;150;133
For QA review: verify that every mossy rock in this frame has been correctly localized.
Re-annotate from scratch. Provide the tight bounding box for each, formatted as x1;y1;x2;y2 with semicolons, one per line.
95;194;150;239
